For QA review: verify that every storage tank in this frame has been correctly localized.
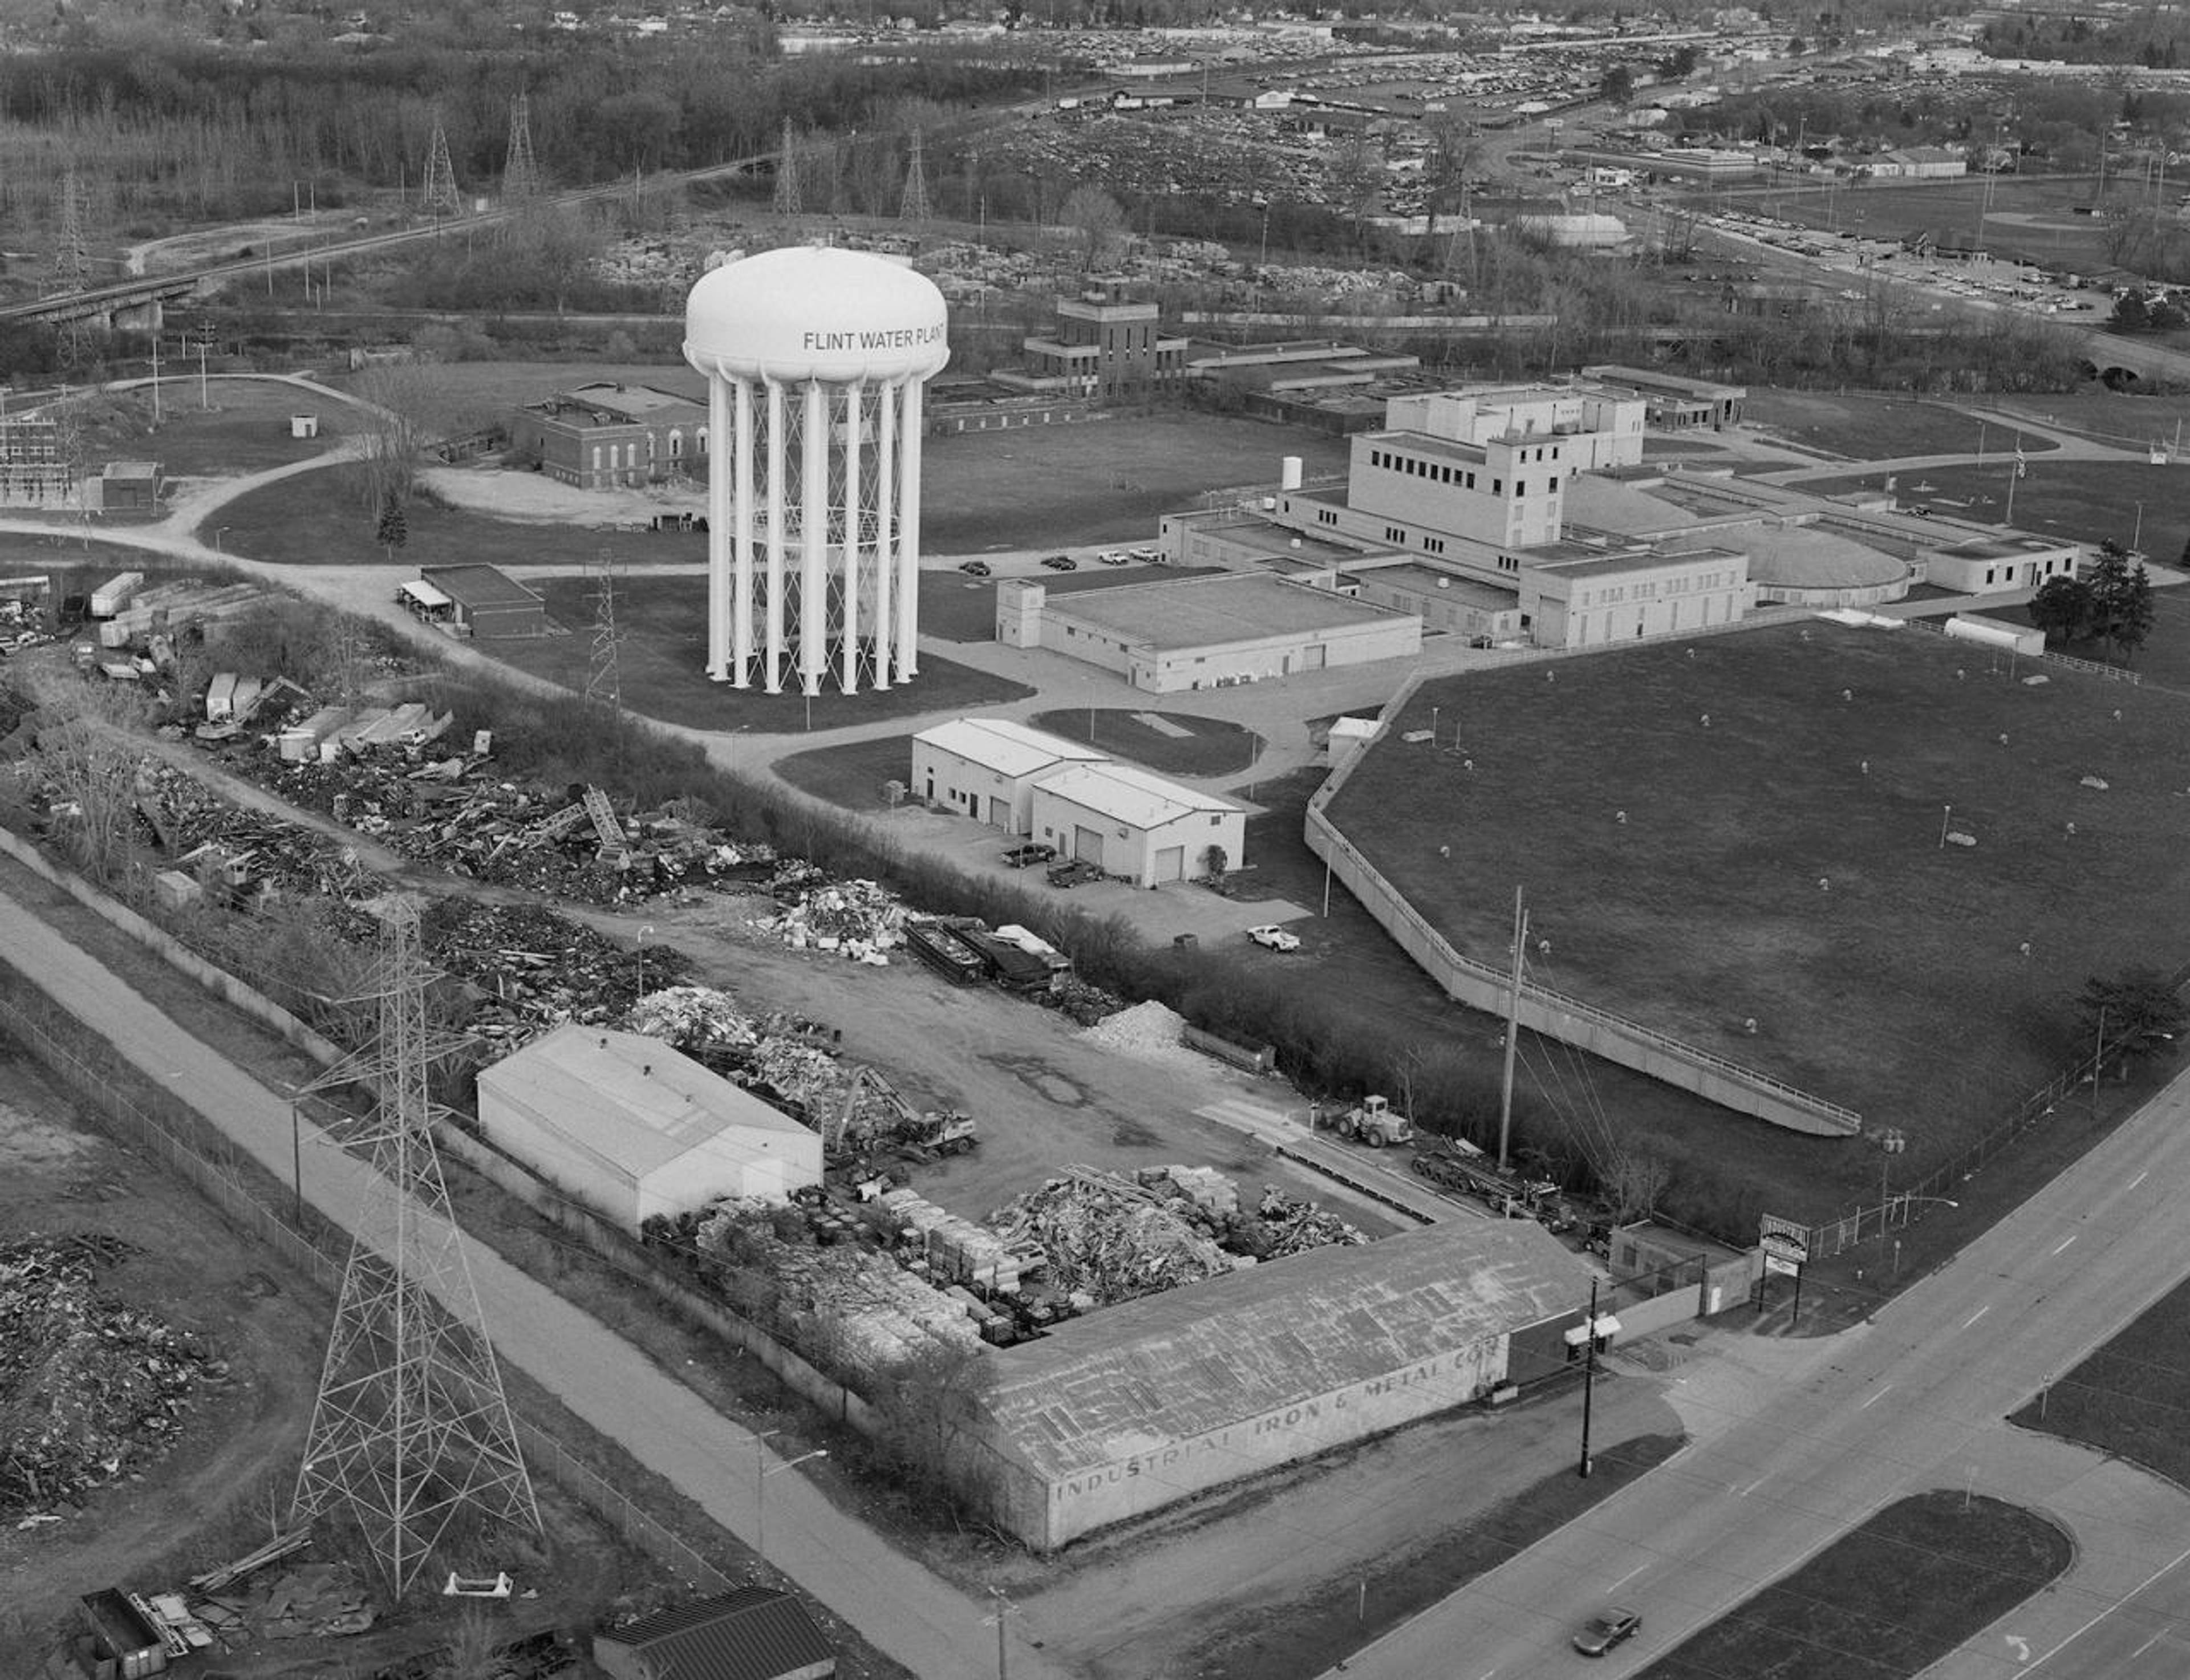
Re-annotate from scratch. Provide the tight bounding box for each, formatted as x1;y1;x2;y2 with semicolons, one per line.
684;246;951;696
1280;456;1304;491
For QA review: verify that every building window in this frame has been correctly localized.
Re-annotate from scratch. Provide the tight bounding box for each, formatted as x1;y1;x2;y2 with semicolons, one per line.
1516;481;1527;497
1493;479;1502;494
591;445;602;471
1548;478;1559;493
1466;472;1476;489
668;430;684;458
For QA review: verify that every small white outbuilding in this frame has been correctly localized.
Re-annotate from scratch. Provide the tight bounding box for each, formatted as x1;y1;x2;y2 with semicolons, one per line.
476;1024;821;1232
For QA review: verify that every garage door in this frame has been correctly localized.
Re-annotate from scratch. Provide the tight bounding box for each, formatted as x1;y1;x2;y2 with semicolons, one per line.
988;796;1010;828
1073;826;1104;867
1153;845;1184;883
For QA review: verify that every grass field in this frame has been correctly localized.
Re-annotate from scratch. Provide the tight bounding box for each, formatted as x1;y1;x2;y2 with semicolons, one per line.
218;399;1345;570
919;415;1351;554
2010;1270;2190;1484
1638;1491;2073;1680
478;574;1032;732
67;378;359;478
1794;457;2190;562
1986;588;2190;690
1744;392;2064;462
1750;172;2116;273
1323;620;2190;1209
1026;707;1259;777
918;564;1224;644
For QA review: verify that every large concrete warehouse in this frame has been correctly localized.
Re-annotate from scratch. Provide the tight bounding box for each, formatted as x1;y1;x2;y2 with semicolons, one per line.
476;1025;822;1232
950;1217;1589;1549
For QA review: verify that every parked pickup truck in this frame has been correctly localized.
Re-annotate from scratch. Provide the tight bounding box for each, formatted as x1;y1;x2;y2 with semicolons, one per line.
1001;842;1057;869
1046;858;1105;888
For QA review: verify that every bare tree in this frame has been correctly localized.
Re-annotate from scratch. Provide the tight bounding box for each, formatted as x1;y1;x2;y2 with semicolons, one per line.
1058;184;1126;273
21;671;151;880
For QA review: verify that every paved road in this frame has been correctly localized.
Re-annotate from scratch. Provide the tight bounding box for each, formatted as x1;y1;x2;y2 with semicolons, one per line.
0;877;1077;1680
1316;1068;2190;1680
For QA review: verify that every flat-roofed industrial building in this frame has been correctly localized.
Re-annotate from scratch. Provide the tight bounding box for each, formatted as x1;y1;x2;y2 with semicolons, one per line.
908;716;1108;833
1027;760;1244;887
995;572;1420;692
950;1217;1590;1550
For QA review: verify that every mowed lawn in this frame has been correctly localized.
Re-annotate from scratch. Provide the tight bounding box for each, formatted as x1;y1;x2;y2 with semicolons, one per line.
919;415;1350;553
81;376;359;477
1744;391;2062;462
2010;1271;2190;1485
1794;458;2190;562
1026;707;1259;777
1754;171;2116;271
1325;621;2190;1188
474;573;1031;733
1639;1492;2073;1680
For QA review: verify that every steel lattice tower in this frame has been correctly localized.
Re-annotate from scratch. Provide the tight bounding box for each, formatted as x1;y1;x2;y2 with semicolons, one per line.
50;167;92;368
584;546;624;724
772;119;802;218
502;90;541;202
899;129;931;224
292;900;540;1596
421;118;463;221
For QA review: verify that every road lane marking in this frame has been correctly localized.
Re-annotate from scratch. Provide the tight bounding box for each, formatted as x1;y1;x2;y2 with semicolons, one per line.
1965;1306;1991;1328
2051;1235;2078;1256
2134;1630;2167;1657
1861;1384;1895;1409
1735;1478;1765;1496
2024;1538;2190;1672
2130;1170;2149;1189
1611;1564;1647;1589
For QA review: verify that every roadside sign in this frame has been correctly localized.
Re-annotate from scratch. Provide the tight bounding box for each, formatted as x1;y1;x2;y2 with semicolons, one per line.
1763;1253;1799;1277
1758;1212;1811;1266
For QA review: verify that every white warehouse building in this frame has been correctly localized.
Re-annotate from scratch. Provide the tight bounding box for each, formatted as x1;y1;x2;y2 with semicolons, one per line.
476;1025;821;1232
1029;761;1244;887
909;717;1108;833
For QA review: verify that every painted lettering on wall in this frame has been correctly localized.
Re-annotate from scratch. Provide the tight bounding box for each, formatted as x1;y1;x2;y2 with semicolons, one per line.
801;324;946;352
1049;1349;1483;1511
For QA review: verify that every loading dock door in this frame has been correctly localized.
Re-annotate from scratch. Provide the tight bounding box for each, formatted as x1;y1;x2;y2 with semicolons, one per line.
988;796;1010;828
1073;826;1104;867
1301;644;1327;672
1154;845;1184;883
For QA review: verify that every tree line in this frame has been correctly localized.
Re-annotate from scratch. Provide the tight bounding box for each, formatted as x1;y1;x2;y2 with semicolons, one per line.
0;34;1044;232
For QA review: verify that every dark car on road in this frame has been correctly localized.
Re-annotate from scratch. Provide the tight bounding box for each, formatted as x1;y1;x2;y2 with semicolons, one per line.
1002;842;1056;868
1571;1608;1641;1658
1040;554;1078;571
959;560;992;577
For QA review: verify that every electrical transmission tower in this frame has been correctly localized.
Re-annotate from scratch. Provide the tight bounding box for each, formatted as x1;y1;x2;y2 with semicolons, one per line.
773;118;802;218
585;546;624;727
292;900;540;1596
900;129;931;224
49;167;92;369
502;90;541;202
421;117;463;222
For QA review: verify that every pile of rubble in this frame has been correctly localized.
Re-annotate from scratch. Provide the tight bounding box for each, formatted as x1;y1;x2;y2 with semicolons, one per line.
207;733;784;908
128;757;369;901
755;876;907;964
0;1234;212;1516
1246;1183;1370;1261
418;899;694;1045
1048;973;1125;1026
622;983;850;1112
689;1202;983;1372
1077;999;1204;1070
988;1167;1240;1310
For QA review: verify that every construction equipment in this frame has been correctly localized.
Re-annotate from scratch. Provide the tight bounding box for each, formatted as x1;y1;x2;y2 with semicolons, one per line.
1329;1094;1414;1148
827;1066;977;1168
1410;1135;1566;1222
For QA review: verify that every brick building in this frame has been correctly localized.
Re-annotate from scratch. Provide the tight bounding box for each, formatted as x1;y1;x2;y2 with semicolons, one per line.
507;382;708;489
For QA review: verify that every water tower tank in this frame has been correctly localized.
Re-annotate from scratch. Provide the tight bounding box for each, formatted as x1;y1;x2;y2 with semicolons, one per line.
684;247;952;697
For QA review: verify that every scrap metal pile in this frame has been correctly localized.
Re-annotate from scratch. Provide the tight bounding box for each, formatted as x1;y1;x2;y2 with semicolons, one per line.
755;875;907;964
413;899;695;1045
685;1200;984;1374
265;750;783;907
987;1165;1369;1311
128;757;370;899
623;983;849;1112
0;1234;213;1517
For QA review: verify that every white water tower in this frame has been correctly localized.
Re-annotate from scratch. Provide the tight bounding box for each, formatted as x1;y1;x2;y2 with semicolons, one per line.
684;247;951;695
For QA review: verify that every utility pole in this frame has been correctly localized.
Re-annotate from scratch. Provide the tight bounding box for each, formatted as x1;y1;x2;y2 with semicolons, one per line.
1497;885;1527;1171
503;88;541;202
2092;1005;2106;1117
900;129;931;225
148;332;161;428
1577;1276;1599;1479
421;116;461;224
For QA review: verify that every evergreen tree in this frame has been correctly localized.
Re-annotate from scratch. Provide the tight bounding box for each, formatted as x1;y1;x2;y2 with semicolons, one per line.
376;498;408;562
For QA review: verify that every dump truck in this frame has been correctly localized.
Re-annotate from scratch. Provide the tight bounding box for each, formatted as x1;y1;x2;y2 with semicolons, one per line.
1326;1094;1414;1148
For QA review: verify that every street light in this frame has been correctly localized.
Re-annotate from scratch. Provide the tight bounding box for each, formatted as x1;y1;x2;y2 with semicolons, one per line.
757;1447;828;1565
214;527;229;555
635;926;656;1000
